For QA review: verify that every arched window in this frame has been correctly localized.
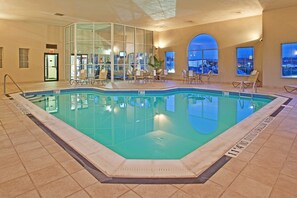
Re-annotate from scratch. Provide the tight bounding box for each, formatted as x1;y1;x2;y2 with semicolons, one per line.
188;34;218;74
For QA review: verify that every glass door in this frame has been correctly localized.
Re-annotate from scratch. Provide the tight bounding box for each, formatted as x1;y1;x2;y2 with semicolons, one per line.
44;53;58;81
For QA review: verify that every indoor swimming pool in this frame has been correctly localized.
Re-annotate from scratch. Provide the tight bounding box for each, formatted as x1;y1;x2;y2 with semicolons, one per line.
25;88;274;159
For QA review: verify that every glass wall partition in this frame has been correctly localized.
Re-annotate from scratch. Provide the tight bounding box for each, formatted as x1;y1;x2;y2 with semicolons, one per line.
65;23;154;82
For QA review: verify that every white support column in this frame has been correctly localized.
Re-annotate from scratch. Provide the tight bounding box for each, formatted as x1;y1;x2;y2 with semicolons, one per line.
111;23;114;82
74;23;77;80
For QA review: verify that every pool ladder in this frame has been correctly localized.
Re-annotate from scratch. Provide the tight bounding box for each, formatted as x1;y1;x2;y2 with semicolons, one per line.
3;74;24;95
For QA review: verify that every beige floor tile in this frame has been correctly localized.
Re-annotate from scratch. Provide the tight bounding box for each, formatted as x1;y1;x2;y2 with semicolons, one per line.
19;147;49;162
16;190;40;198
273;129;297;139
71;169;97;188
263;135;293;154
182;181;224;198
210;168;238;188
250;152;286;170
9;134;36;146
52;150;74;163
281;160;297;179
66;190;90;198
29;164;68;186
220;189;248;198
22;154;58;173
269;188;297;198
0;146;16;158
244;143;261;153
291;144;297;155
133;184;178;198
119;190;142;198
61;159;84;174
0;138;13;150
36;135;56;146
287;153;297;164
86;183;129;198
236;150;255;162
0;134;9;141
0;153;21;169
227;175;272;198
277;119;297;134
170;190;193;198
223;158;247;174
38;176;81;198
0;162;27;183
124;184;139;189
0;175;35;198
274;174;297;196
44;143;65;154
15;141;43;153
257;146;288;158
240;163;279;187
172;184;185;189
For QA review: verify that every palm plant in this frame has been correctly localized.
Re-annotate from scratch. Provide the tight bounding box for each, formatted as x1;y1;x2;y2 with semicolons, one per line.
148;55;164;70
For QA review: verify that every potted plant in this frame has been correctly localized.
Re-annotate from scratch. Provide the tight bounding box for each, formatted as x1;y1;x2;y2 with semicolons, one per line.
148;55;164;79
148;55;164;71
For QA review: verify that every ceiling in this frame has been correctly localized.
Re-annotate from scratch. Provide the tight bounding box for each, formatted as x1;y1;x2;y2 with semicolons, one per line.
0;0;297;31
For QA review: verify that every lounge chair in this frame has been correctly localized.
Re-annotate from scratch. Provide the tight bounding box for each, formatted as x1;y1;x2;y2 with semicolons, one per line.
232;70;260;92
284;85;297;93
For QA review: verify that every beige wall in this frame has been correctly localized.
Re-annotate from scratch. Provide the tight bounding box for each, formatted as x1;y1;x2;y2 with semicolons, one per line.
0;20;64;83
158;16;263;83
262;6;297;87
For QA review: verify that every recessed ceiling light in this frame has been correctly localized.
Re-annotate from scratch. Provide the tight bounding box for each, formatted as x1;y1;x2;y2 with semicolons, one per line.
54;13;64;17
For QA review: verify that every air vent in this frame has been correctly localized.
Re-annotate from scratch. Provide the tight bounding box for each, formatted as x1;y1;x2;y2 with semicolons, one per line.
54;13;64;16
186;20;194;23
46;44;57;49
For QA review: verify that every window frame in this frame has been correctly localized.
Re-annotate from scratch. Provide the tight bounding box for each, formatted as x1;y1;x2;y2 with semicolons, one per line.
187;34;219;75
281;42;297;78
19;48;29;68
165;51;175;74
236;46;254;76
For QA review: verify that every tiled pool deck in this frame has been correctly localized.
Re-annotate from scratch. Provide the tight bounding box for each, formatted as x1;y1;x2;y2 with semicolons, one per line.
1;80;297;198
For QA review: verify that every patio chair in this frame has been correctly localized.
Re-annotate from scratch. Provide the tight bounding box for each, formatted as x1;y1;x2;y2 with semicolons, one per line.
201;70;212;83
126;69;134;83
182;70;189;83
284;85;297;93
232;70;260;92
96;70;108;85
135;70;145;83
78;69;88;84
188;70;196;83
159;69;168;81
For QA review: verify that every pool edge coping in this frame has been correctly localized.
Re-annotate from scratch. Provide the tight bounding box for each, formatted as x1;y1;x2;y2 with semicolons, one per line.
10;87;288;180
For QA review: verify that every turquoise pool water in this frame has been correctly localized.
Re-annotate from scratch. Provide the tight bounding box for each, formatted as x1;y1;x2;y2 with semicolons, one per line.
28;89;273;159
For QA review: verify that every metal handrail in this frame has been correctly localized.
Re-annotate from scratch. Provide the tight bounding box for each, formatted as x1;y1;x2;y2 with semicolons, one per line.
4;74;24;95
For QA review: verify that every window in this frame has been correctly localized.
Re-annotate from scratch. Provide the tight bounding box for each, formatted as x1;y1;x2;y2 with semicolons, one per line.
281;43;297;78
19;48;29;68
165;51;175;73
188;34;218;74
0;47;2;68
236;47;254;76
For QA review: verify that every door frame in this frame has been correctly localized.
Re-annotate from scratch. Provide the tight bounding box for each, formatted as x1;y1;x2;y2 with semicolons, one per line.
44;53;59;82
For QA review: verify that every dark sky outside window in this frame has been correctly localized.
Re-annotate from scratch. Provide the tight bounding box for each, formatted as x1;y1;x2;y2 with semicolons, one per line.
188;34;218;74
